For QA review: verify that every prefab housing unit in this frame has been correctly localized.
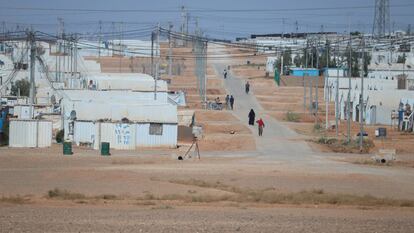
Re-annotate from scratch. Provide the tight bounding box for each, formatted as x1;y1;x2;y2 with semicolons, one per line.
9;119;52;148
73;121;177;150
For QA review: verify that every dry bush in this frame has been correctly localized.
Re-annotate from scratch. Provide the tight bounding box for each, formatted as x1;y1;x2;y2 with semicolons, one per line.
160;180;414;207
285;112;301;122
169;179;242;193
316;137;375;153
0;196;30;204
47;188;119;201
48;188;86;200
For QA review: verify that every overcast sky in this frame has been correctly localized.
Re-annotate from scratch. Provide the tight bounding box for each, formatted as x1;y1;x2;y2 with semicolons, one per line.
0;0;413;40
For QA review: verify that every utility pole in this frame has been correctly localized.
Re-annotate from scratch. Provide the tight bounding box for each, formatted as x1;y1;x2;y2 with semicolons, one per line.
168;22;173;77
74;34;78;76
315;41;319;123
359;36;365;150
280;49;284;76
295;21;299;44
57;17;64;82
70;34;73;76
303;43;308;112
154;23;160;100
151;30;155;77
335;38;339;137
309;45;313;113
98;20;102;60
186;11;189;47
347;36;352;143
325;39;329;129
28;31;36;118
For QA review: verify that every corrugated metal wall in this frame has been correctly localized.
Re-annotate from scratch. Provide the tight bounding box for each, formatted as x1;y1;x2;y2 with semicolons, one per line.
74;121;96;145
37;121;53;147
136;123;177;148
73;121;177;150
100;123;136;150
9;120;52;148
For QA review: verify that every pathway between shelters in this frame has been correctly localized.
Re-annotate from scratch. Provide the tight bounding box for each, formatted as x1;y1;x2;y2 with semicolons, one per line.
212;64;317;164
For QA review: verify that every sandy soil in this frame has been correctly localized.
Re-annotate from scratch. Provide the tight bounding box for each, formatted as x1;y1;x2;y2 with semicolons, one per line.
1;204;413;233
1;145;414;200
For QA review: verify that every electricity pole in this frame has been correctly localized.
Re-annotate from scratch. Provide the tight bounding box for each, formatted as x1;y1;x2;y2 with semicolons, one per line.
28;31;36;118
347;36;352;143
315;40;319;123
154;23;160;100
325;39;329;129
168;22;173;77
303;43;308;112
359;36;365;150
151;31;155;77
335;38;339;137
309;45;313;114
98;20;102;60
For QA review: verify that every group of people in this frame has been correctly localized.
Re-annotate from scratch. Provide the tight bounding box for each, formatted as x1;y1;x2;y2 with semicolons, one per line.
222;67;263;135
224;95;235;110
248;109;265;136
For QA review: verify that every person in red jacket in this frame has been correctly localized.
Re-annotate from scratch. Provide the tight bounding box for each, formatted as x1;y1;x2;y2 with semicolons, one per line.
256;118;265;136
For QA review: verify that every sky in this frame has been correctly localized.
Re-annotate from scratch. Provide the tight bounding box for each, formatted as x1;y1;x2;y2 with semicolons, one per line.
0;0;413;40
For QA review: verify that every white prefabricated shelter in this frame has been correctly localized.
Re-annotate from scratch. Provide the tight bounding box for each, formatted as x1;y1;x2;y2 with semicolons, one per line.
73;121;177;149
9;119;52;148
86;73;168;91
65;101;178;148
62;91;178;149
324;75;414;125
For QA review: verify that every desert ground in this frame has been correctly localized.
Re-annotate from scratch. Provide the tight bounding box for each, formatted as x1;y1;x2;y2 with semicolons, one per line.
1;44;414;232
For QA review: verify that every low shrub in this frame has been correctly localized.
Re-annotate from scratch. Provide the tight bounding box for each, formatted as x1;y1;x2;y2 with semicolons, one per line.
286;112;300;122
56;130;64;143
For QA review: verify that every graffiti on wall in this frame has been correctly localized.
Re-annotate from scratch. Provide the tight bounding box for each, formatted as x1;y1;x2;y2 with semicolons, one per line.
115;124;131;145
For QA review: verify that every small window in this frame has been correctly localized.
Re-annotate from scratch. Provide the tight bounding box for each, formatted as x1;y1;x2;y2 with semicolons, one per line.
149;123;163;135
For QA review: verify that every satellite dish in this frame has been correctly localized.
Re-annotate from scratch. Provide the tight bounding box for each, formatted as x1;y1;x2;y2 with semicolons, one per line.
70;110;77;120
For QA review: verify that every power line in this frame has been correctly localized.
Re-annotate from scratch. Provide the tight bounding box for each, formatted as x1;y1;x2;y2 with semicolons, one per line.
1;4;413;13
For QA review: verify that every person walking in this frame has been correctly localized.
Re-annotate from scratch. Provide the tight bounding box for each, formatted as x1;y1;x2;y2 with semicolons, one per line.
225;95;230;110
248;109;255;125
256;118;265;136
223;69;227;79
230;95;235;110
245;81;250;94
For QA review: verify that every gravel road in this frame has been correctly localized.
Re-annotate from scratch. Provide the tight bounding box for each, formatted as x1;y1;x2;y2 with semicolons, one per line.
1;205;414;233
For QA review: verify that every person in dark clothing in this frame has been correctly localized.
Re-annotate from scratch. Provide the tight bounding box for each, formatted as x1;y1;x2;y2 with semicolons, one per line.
256;118;265;136
230;95;234;110
225;95;230;110
245;81;250;94
223;69;227;79
248;109;255;125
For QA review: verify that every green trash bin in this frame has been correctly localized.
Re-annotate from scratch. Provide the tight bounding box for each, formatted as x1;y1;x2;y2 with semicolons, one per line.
101;142;110;156
63;141;73;155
